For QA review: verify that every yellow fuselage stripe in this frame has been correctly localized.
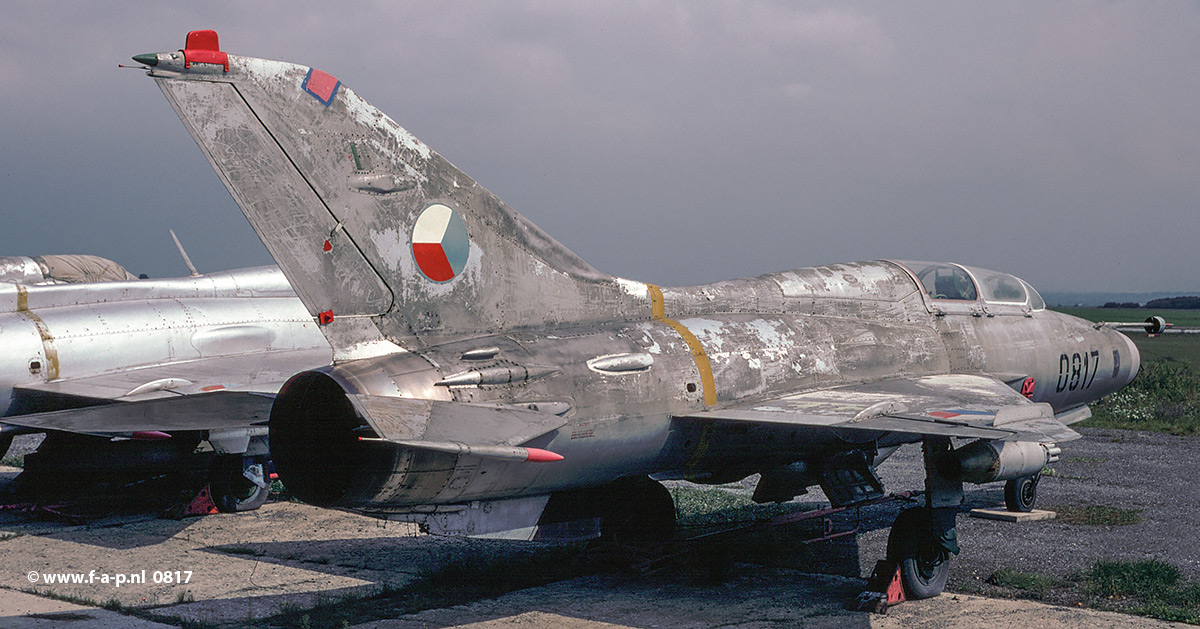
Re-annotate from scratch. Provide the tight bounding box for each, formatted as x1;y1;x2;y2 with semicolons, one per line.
16;286;60;380
647;284;717;408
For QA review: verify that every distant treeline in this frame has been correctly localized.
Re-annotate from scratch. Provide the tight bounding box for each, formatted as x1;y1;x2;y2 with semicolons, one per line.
1103;296;1200;309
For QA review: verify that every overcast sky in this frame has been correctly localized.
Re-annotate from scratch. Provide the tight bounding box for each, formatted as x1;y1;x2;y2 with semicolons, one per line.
2;2;1198;293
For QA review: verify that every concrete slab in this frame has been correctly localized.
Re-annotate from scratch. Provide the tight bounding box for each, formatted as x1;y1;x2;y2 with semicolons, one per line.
0;501;423;625
969;508;1057;522
0;587;174;628
351;570;1190;629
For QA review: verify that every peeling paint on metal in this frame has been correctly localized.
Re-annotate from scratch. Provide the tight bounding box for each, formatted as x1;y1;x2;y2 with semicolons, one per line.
15;285;60;380
615;278;649;300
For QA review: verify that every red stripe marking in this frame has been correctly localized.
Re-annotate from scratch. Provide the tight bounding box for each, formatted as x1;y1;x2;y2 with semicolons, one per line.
928;411;961;419
201;385;226;392
413;242;456;281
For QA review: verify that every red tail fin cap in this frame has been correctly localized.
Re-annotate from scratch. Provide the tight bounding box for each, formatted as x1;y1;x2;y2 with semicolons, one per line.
183;30;229;71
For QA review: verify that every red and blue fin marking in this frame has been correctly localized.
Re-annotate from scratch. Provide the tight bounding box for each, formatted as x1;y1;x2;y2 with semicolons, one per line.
303;68;341;107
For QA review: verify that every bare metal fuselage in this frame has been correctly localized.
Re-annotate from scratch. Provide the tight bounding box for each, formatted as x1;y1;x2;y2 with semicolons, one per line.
273;260;1137;514
0;266;329;420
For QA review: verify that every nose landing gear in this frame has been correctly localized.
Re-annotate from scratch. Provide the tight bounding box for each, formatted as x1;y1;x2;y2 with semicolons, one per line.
1004;473;1040;512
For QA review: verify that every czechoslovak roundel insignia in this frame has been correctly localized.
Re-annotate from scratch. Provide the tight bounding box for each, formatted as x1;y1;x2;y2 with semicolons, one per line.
412;203;469;282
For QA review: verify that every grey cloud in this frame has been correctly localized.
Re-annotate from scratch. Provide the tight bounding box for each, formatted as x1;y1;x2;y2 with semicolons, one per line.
1;1;1197;293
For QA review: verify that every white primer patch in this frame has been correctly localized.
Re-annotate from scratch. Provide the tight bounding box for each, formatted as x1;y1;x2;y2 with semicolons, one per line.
615;278;649;299
369;227;408;272
335;338;408;361
341;87;432;160
678;318;727;352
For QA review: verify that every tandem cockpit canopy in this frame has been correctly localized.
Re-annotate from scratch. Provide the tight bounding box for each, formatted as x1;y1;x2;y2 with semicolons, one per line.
891;261;1046;311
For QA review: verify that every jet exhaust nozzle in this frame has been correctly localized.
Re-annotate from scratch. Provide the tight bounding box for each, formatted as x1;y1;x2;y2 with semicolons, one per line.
938;439;1059;484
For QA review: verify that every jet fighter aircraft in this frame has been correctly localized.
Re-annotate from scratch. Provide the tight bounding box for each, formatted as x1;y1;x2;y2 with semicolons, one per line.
129;30;1139;597
0;258;330;511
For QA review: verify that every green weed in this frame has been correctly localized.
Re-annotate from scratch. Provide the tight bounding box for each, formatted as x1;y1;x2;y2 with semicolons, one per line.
986;568;1065;596
1086;360;1200;436
1055;505;1141;526
1079;559;1200;623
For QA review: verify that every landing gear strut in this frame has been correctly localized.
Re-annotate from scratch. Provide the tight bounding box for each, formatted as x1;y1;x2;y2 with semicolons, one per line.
886;438;963;599
210;455;269;512
886;506;957;599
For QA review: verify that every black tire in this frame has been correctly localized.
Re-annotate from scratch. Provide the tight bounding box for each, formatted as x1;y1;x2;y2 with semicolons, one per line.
600;476;676;545
886;508;950;599
1004;474;1039;513
210;456;269;513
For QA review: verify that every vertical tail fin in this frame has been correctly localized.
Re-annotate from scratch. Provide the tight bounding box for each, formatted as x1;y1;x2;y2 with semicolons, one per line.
141;32;648;353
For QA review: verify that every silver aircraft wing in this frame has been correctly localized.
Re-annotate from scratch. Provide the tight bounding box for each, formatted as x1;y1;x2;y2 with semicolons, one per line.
681;373;1081;443
2;391;274;435
2;347;331;436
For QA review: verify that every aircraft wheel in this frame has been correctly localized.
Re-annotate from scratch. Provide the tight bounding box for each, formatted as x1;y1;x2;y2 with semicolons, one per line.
1004;474;1039;512
210;455;269;512
886;507;950;599
600;476;676;545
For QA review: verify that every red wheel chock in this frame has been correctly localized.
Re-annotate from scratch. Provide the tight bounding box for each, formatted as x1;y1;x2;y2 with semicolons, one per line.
182;484;220;517
850;560;907;613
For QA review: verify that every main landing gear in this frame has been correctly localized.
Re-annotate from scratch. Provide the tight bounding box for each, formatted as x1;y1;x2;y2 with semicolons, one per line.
885;438;962;600
209;454;270;512
886;506;958;598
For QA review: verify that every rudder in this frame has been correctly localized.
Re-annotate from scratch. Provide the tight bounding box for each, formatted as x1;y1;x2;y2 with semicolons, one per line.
144;32;647;353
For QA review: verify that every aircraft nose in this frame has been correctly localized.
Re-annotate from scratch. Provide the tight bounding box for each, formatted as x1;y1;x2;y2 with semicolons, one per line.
132;53;158;67
1118;328;1141;388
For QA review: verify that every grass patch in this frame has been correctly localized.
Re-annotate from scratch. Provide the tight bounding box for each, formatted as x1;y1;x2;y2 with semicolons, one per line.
1056;307;1200;329
1079;559;1200;623
1057;305;1200;436
979;559;1200;624
986;568;1066;596
1085;359;1200;436
1;453;24;468
268;479;292;502
1055;504;1141;526
673;486;797;533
